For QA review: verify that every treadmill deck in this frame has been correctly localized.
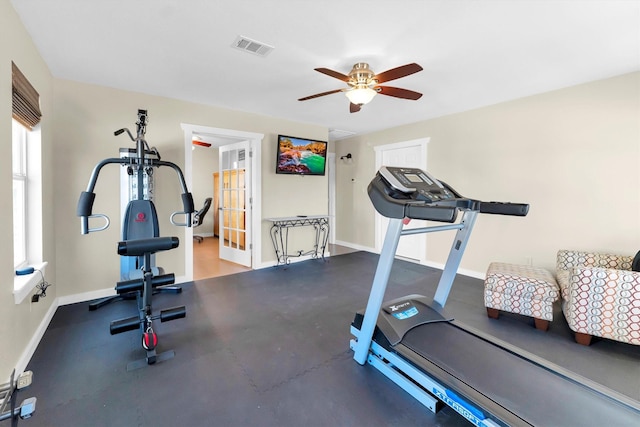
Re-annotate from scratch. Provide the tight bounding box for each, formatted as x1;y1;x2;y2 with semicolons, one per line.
396;321;640;426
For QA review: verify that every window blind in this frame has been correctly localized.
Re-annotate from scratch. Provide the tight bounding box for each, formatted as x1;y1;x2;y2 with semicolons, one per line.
12;61;42;130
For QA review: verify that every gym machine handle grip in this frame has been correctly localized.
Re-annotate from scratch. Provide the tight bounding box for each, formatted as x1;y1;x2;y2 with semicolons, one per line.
77;191;110;234
170;192;195;227
478;201;529;216
76;191;95;217
182;192;195;215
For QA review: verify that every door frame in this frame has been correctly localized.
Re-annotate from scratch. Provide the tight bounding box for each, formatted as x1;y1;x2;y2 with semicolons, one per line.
181;123;263;281
374;138;429;262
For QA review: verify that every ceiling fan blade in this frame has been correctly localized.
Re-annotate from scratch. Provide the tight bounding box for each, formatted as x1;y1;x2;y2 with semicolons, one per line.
374;63;423;84
376;86;423;100
350;103;361;113
298;89;343;101
315;68;350;82
192;140;212;147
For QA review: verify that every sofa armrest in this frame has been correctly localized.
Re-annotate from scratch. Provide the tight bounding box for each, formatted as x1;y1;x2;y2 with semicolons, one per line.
562;266;640;345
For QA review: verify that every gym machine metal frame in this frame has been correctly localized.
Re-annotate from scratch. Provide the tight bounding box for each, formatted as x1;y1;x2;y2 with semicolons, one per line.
77;110;194;369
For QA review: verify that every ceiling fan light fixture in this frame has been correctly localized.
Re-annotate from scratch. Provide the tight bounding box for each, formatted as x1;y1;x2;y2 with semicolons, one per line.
345;86;377;105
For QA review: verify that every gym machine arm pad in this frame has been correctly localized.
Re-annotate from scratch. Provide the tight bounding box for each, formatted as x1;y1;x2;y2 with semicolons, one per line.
77;191;95;217
77;191;110;234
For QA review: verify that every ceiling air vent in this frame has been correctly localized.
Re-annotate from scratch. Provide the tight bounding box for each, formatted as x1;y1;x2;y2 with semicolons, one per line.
329;129;356;141
232;35;274;57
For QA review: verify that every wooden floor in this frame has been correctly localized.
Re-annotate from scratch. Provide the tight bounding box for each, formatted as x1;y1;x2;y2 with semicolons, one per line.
192;236;357;280
192;236;251;280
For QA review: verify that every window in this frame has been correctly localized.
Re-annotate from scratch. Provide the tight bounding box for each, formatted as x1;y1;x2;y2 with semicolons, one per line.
13;119;28;268
11;61;45;304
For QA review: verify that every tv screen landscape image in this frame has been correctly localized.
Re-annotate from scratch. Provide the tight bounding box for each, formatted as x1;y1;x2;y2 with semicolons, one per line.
276;135;327;176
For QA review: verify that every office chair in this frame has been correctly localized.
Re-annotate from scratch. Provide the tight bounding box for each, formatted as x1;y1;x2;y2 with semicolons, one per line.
193;197;212;243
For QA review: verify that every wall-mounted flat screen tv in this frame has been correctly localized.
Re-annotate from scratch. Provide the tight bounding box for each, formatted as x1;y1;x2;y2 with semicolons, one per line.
276;135;328;176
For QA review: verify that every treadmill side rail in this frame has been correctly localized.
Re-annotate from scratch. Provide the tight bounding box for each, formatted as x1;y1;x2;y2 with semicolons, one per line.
353;218;404;365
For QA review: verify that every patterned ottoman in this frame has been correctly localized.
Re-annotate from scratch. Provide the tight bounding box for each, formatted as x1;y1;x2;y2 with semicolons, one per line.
484;262;560;331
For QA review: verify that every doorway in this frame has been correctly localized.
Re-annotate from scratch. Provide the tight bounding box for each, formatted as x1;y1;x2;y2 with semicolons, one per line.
181;123;264;281
374;138;429;263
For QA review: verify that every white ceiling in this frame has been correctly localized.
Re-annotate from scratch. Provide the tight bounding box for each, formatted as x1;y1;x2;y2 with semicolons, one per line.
11;0;640;140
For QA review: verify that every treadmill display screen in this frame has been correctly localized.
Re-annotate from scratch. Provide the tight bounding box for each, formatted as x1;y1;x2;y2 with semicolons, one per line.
392;306;419;320
384;301;419;320
405;174;422;183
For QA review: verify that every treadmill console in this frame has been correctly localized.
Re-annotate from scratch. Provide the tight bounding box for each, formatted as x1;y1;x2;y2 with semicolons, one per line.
379;166;455;203
368;166;529;222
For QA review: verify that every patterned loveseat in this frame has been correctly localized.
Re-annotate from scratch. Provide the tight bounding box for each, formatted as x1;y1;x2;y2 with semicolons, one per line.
556;249;640;346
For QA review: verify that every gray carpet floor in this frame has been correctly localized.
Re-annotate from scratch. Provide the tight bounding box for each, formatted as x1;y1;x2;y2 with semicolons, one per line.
23;251;640;426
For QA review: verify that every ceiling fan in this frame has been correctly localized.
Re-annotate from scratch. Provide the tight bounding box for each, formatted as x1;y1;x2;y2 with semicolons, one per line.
298;62;423;113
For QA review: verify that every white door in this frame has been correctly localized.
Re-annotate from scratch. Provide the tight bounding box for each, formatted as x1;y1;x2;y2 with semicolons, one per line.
375;139;429;263
219;140;251;266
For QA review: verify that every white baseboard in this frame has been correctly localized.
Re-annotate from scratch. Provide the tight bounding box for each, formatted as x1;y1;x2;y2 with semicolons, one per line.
334;240;376;253
256;252;333;270
334;240;485;280
15;297;58;375
421;260;485;280
57;287;116;306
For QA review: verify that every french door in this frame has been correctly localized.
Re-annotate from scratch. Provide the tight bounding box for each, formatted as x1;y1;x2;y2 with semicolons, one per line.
218;140;251;266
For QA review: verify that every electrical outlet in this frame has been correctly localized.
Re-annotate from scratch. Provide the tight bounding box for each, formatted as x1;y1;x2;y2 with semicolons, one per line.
525;257;533;266
17;371;33;389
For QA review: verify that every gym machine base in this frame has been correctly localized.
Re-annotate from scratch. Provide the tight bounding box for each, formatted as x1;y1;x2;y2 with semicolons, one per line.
351;167;640;426
77;110;194;369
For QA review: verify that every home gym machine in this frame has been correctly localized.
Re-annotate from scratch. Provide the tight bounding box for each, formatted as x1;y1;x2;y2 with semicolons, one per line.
77;110;195;369
351;166;640;426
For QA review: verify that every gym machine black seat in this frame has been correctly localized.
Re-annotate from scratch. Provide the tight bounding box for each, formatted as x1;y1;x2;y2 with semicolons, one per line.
77;110;194;369
351;166;640;426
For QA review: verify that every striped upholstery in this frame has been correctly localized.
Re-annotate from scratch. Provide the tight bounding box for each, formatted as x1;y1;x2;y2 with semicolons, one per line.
556;250;640;345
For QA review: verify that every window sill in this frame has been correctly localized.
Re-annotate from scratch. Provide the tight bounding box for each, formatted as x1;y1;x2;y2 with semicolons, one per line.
13;262;47;304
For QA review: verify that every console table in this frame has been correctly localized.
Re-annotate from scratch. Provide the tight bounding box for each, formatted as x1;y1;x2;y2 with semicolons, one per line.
265;215;330;266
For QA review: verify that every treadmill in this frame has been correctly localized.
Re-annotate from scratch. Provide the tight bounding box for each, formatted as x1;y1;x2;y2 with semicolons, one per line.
350;166;640;426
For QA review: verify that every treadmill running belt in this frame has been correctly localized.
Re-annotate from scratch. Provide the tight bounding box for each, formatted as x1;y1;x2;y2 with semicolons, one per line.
399;322;640;426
